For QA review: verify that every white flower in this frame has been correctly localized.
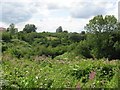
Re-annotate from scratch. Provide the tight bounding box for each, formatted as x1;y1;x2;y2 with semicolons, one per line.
36;76;38;79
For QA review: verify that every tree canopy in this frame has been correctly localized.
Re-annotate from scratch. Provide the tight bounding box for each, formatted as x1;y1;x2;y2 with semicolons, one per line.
84;15;118;33
7;23;18;34
23;24;37;33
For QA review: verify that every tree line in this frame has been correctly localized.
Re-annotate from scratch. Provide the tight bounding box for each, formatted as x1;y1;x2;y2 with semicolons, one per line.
1;15;120;60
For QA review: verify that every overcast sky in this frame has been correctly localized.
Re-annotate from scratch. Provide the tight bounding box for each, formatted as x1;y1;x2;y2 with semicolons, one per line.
0;0;119;32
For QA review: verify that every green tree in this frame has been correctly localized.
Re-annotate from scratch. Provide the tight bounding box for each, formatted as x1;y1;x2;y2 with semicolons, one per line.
2;32;12;42
63;30;68;33
81;31;85;34
23;24;37;33
84;15;118;33
7;23;18;34
84;15;120;59
56;26;63;33
69;34;82;42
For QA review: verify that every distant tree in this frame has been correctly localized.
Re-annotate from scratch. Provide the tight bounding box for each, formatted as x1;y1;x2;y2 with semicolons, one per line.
42;31;46;33
23;24;37;33
81;31;85;34
7;23;18;34
56;26;63;33
63;30;68;33
84;15;118;33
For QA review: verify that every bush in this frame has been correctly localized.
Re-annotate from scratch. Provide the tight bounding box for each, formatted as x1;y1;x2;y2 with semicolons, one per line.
74;40;92;58
2;32;12;42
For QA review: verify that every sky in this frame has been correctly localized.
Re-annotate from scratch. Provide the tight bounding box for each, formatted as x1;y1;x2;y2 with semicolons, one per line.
0;0;119;32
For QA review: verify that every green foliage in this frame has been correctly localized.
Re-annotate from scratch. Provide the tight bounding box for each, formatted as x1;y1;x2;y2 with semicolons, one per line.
7;23;18;35
23;24;37;33
83;15;120;59
74;40;92;58
81;31;85;34
33;45;68;58
2;39;33;59
69;34;85;42
85;15;118;33
2;57;119;88
63;30;68;33
2;32;12;42
1;14;120;89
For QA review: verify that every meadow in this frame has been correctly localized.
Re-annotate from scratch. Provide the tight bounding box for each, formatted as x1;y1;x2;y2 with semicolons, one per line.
1;55;119;88
1;15;120;89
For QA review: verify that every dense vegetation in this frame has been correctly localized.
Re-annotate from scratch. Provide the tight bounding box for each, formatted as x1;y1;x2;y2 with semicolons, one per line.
1;15;120;88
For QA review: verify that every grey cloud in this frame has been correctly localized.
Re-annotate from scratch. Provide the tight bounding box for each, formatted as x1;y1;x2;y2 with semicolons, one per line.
0;2;36;24
47;3;61;10
71;2;106;18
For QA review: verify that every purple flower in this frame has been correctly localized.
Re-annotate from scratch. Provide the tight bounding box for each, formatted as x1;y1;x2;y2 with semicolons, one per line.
89;71;96;79
102;80;105;83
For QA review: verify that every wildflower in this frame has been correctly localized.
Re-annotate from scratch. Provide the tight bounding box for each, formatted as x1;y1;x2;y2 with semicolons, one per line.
102;80;105;83
90;58;93;60
49;60;52;61
43;59;47;61
94;58;97;60
76;82;80;88
36;76;38;79
49;58;52;60
89;71;96;79
59;60;64;63
26;71;29;73
19;62;23;65
75;56;79;59
34;56;39;62
42;54;46;58
72;59;74;61
105;59;109;64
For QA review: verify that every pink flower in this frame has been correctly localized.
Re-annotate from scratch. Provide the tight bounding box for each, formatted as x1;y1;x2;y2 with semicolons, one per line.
105;59;109;64
89;71;96;79
19;62;24;65
42;54;46;58
59;60;65;63
90;58;93;60
102;80;105;83
76;82;80;88
49;58;52;60
72;59;75;61
34;56;39;62
75;56;79;59
49;60;52;61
